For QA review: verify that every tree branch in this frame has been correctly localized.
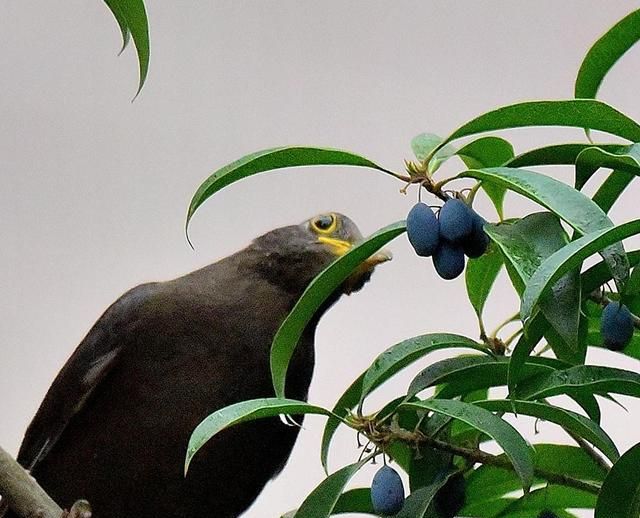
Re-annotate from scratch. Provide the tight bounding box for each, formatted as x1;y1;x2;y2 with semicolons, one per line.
0;445;91;518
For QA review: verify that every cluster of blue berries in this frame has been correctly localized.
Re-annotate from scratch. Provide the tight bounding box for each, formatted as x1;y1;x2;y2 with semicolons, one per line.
407;198;489;280
601;301;635;351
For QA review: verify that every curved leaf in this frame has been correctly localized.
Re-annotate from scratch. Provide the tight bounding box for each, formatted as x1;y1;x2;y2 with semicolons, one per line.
595;442;640;518
321;333;486;471
360;334;487;406
521;220;640;325
103;0;150;96
485;213;582;357
272;221;406;398
575;143;640;189
592;169;636;213
294;461;367;518
465;242;504;321
507;143;625;169
402;399;535;490
575;9;640;99
186;147;393;229
395;471;457;518
517;365;640;401
474;400;619;463
434;100;640;156
185;398;332;474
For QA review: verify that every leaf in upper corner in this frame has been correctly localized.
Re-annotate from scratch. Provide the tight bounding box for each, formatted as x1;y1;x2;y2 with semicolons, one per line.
575;9;640;99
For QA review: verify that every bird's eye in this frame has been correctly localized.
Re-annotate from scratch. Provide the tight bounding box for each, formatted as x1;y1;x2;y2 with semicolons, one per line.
311;214;336;234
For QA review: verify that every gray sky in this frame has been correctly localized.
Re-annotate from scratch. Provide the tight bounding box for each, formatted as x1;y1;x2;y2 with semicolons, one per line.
2;2;640;517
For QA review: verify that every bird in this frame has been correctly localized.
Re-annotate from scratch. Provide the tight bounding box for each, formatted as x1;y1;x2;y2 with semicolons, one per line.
1;213;390;518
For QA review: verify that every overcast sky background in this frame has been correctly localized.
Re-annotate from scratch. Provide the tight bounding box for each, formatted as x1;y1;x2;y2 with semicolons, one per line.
2;2;640;517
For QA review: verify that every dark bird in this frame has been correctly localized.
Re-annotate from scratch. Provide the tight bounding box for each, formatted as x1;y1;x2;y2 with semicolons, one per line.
1;213;389;518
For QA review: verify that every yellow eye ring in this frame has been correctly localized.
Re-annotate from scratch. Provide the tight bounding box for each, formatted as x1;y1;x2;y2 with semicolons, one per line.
311;214;337;234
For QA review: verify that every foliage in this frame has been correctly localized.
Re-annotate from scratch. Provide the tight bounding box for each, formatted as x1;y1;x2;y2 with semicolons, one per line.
179;8;640;518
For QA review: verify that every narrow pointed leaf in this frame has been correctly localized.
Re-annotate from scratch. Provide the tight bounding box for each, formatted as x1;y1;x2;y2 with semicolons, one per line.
294;461;367;518
187;147;394;228
435;100;640;155
507;143;625;168
521;220;640;325
575;143;640;189
465;242;504;320
575;9;640;99
102;0;131;52
474;400;619;463
395;472;456;518
517;365;640;400
595;442;640;518
103;0;149;96
321;333;486;471
272;221;406;398
185;398;331;474
593;170;636;213
402;399;535;490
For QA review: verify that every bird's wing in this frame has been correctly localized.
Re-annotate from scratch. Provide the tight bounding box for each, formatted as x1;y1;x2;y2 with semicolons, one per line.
17;282;158;471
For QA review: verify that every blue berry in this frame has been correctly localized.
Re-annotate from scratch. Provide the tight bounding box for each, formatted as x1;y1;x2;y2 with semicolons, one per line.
601;301;635;351
407;203;440;257
433;241;465;280
371;465;404;516
463;213;490;259
438;199;474;243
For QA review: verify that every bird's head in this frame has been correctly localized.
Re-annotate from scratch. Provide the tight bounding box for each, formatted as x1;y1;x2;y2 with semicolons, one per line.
251;212;391;296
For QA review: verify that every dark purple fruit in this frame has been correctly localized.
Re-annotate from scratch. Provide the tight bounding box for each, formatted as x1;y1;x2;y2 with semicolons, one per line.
371;465;404;516
463;213;490;258
433;241;465;280
601;301;634;351
407;202;440;256
438;199;474;243
537;511;559;518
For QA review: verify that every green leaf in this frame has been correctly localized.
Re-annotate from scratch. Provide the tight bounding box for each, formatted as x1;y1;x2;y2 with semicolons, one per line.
592;170;636;213
359;334;487;407
595;442;640;518
272;221;406;398
517;365;640;400
498;484;596;514
331;488;375;515
435;100;640;155
185;398;331;474
411;133;457;171
520;220;640;326
507;143;625;169
294;461;367;518
402;399;535;490
408;356;565;400
186;147;394;230
103;0;150;96
465;242;504;322
465;445;606;505
575;143;640;189
321;333;486;471
102;0;130;52
623;264;640;301
485;214;583;362
474;399;619;463
395;471;456;518
575;9;640;99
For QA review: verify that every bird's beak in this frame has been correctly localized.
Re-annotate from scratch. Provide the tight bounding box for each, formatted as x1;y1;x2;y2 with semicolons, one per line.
318;237;393;270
